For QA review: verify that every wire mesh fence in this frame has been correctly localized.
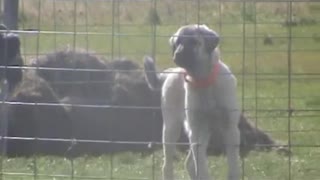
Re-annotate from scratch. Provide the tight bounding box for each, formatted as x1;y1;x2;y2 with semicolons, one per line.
0;0;319;179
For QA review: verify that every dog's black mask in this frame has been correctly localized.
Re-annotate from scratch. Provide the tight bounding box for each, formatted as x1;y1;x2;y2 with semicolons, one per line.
171;25;219;71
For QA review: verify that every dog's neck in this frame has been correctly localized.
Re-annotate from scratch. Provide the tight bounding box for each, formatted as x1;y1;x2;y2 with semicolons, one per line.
183;61;220;88
182;48;221;88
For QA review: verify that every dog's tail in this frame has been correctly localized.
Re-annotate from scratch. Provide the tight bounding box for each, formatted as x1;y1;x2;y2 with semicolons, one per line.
143;56;165;91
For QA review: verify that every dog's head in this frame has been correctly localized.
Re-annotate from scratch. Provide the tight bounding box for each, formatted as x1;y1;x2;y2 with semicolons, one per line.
169;24;219;79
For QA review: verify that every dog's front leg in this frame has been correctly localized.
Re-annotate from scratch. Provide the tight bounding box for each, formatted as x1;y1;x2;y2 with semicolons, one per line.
218;81;241;180
162;113;183;180
185;111;211;180
155;70;186;180
223;109;240;180
161;83;185;180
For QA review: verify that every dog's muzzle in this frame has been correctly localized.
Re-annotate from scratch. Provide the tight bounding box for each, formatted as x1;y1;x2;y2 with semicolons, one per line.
173;44;195;70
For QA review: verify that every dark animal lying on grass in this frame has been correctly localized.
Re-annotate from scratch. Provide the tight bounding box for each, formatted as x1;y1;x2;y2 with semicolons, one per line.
4;48;288;157
28;49;163;155
5;49;163;157
6;71;72;156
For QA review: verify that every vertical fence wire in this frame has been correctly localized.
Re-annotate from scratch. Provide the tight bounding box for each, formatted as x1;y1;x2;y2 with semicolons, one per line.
0;0;6;176
19;0;26;64
150;0;158;179
151;0;157;59
196;0;201;178
0;2;9;177
32;1;43;179
110;0;116;179
53;0;57;52
253;2;258;130
84;0;89;52
0;0;1;22
0;0;7;178
241;2;247;179
218;1;222;34
287;2;293;180
71;2;79;178
72;0;77;50
115;1;122;57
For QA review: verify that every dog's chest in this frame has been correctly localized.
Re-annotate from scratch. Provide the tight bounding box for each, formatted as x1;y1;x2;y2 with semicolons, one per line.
186;86;220;114
185;86;227;130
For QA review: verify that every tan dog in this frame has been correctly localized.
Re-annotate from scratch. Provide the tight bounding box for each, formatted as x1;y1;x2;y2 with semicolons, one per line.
144;24;240;180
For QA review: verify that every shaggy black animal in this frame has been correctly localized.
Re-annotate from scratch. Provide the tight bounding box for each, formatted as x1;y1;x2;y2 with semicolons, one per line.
30;49;113;102
27;50;162;155
0;24;23;92
6;71;72;157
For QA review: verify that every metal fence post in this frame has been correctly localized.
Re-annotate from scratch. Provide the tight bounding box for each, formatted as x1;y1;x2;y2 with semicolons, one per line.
0;80;9;156
3;0;19;30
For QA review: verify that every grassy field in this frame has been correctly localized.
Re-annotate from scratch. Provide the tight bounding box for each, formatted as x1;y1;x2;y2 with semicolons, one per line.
1;0;320;179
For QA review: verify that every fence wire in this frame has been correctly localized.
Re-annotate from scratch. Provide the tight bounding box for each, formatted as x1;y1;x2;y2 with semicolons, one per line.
0;0;319;180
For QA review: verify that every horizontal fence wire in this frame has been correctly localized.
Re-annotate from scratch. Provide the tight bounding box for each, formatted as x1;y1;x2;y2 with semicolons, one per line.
12;0;320;3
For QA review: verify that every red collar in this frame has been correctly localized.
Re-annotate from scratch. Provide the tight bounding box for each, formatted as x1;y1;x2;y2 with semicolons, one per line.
183;63;220;88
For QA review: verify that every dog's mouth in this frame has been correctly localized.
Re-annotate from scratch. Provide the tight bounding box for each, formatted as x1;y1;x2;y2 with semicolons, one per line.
173;57;194;71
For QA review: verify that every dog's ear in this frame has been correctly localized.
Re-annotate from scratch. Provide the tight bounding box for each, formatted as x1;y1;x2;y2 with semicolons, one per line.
0;33;21;60
169;26;186;55
169;32;178;55
199;25;220;53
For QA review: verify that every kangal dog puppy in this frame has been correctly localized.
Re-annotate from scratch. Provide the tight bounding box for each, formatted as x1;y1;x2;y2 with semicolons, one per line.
144;24;240;180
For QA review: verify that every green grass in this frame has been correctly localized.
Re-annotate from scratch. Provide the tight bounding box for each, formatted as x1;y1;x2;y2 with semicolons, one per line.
1;0;320;179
